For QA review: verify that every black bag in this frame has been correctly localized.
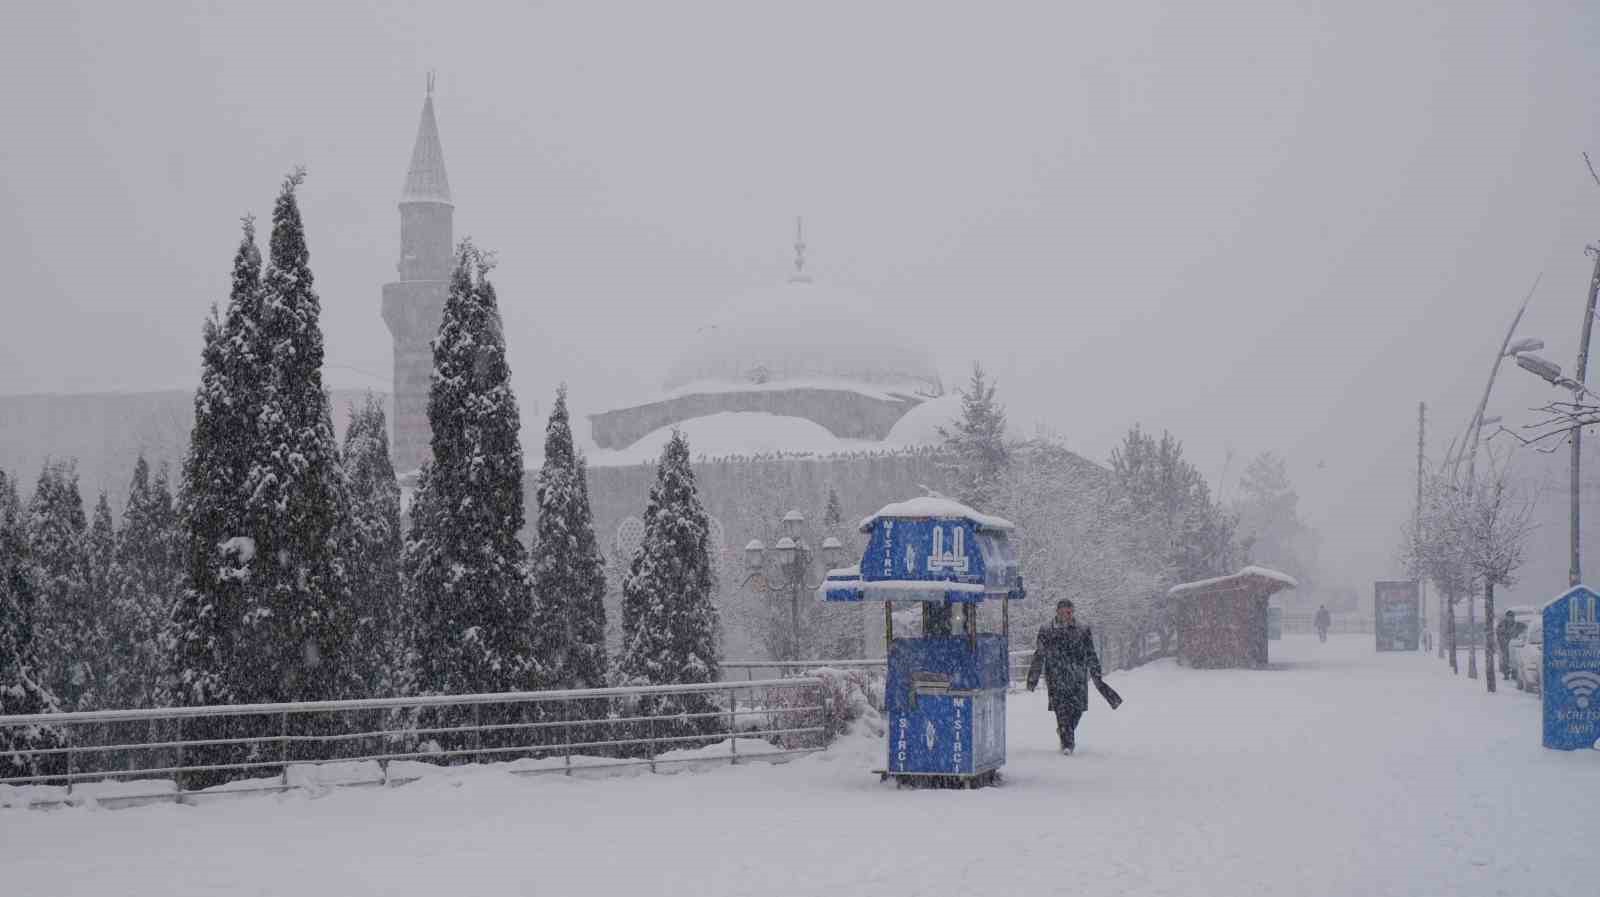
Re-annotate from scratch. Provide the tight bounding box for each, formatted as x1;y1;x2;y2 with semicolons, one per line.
1094;677;1123;710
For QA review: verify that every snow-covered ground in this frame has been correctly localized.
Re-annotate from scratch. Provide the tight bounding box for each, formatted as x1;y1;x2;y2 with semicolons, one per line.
3;635;1594;897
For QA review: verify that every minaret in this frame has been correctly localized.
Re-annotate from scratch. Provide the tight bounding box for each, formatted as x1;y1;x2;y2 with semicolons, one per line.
382;76;454;472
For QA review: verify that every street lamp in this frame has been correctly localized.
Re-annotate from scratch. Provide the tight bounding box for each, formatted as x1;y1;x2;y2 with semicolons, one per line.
1506;337;1545;357
1511;346;1600;587
743;509;845;661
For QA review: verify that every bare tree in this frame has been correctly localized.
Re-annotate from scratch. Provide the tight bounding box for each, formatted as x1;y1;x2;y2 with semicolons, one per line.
1407;451;1535;690
1407;467;1475;675
1456;451;1536;692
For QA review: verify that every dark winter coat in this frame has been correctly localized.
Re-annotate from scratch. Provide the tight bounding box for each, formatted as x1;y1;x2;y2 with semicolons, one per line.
1314;608;1332;630
1495;617;1525;652
1026;621;1103;713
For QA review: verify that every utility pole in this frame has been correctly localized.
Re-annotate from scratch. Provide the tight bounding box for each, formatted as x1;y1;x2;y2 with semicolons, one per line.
1570;245;1600;587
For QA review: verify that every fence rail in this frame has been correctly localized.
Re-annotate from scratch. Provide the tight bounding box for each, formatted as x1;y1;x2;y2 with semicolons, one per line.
721;652;1042;687
0;677;828;809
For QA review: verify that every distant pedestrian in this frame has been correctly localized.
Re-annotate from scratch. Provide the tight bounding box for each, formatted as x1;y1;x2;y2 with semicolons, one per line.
1495;610;1525;681
1026;599;1104;755
1314;605;1331;642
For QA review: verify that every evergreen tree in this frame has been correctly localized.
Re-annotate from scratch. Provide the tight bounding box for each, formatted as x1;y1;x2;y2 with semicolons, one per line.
619;431;720;737
529;385;609;691
404;241;534;705
173;217;265;712
113;456;183;709
234;169;356;704
27;460;91;712
77;491;117;709
1110;425;1241;584
939;363;1011;509
0;468;61;774
1232;451;1317;589
342;395;403;695
823;487;845;533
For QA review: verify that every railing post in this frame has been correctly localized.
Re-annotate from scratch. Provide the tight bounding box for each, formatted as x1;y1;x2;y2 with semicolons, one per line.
65;723;75;797
280;712;290;788
819;681;832;747
563;699;572;777
472;703;482;765
648;710;657;774
728;688;738;765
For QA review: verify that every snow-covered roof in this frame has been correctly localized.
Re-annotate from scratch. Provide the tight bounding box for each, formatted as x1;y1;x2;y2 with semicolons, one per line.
1168;566;1299;599
859;496;1015;532
584;412;883;467
661;376;927;405
662;279;943;396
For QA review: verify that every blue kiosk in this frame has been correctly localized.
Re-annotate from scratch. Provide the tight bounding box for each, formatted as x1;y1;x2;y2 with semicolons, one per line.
821;496;1024;787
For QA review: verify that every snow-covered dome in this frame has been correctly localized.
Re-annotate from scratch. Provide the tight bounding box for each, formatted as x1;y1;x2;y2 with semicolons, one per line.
884;392;961;447
586;411;880;466
662;280;944;398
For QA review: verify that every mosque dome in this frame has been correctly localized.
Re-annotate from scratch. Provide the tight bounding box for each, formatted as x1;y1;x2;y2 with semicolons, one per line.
587;225;947;455
662;279;943;399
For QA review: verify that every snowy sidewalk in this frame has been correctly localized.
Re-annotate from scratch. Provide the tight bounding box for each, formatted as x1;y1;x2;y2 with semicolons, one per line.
2;634;1594;897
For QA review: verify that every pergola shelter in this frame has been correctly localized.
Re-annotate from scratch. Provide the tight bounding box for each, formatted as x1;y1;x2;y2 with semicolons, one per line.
1167;566;1297;669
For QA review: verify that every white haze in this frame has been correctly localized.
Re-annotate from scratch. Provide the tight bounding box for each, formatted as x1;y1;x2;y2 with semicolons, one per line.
2;1;1598;596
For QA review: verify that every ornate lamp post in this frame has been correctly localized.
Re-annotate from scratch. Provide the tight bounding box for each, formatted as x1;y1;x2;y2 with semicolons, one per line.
743;508;845;662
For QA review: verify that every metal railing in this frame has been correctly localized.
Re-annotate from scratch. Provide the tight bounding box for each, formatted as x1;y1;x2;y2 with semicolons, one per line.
1280;613;1376;635
0;677;828;809
722;652;1040;691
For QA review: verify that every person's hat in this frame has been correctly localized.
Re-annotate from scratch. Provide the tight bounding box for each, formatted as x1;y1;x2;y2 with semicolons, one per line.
1056;599;1074;610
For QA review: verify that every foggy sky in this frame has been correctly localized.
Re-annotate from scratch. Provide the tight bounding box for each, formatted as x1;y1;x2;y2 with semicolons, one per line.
3;1;1598;595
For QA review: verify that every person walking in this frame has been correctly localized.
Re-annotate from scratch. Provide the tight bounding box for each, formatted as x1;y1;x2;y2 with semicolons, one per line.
1026;599;1104;755
1314;605;1332;643
1495;610;1525;682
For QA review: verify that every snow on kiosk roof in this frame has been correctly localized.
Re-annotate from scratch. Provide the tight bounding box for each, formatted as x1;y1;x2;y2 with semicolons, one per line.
1167;565;1298;599
822;495;1023;604
858;496;1015;533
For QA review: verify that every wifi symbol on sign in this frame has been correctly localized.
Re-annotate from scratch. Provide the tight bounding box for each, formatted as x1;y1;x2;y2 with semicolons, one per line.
1562;671;1600;708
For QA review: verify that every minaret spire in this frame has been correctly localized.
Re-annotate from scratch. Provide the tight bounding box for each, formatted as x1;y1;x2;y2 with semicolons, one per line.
384;83;458;472
789;216;812;283
401;77;452;206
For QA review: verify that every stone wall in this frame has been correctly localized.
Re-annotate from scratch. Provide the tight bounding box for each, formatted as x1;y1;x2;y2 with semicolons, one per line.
572;449;952;660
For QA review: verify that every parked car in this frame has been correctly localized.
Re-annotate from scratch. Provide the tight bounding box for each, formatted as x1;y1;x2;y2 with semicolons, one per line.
1512;620;1543;693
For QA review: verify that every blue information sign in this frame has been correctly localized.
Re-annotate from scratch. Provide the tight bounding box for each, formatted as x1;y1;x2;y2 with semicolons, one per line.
888;690;1006;776
862;517;988;586
1542;585;1600;751
1374;581;1420;652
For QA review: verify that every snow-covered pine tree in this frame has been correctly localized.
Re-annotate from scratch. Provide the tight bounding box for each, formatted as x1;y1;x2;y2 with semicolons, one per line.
0;468;61;775
619;430;721;740
823;487;844;533
236;170;356;704
112;456;182;709
27;460;90;712
938;363;1011;509
342;395;403;696
529;385;609;692
173;217;265;714
77;491;117;710
404;241;534;716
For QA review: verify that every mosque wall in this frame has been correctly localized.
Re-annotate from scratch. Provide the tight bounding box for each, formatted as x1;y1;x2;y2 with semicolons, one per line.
563;449;953;661
587;388;923;450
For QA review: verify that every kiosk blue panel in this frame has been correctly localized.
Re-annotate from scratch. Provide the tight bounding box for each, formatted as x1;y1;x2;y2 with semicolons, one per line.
889;694;972;775
862;518;988;587
1543;586;1600;751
